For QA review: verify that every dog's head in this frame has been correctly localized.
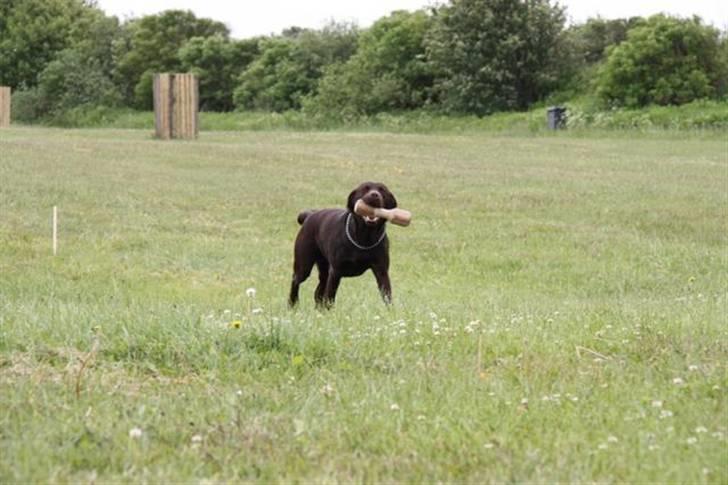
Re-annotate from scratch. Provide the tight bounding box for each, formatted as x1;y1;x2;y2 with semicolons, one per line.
347;181;397;226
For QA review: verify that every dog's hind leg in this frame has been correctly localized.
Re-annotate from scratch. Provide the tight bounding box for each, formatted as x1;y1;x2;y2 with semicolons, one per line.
289;256;314;308
314;260;330;307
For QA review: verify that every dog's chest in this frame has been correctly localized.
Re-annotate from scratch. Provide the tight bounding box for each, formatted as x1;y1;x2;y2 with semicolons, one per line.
336;251;378;277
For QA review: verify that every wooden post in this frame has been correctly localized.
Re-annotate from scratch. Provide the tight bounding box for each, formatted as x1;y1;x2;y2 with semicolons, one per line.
153;73;198;139
0;86;10;128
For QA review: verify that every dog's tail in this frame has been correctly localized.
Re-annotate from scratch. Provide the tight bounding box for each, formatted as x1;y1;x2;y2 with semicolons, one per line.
297;210;314;225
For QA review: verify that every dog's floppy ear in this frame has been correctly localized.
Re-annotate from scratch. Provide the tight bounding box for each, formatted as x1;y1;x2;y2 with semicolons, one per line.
381;185;397;209
347;188;360;212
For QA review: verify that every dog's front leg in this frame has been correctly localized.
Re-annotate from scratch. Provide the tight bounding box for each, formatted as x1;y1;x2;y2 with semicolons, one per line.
322;270;342;308
371;264;392;304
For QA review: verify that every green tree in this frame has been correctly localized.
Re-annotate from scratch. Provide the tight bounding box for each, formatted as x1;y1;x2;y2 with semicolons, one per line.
597;15;725;107
0;0;101;89
426;0;566;115
566;17;642;65
115;10;229;108
307;10;435;117
233;23;358;112
179;35;261;111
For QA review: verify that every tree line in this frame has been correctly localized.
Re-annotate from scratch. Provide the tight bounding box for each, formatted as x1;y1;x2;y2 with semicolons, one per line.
1;0;726;122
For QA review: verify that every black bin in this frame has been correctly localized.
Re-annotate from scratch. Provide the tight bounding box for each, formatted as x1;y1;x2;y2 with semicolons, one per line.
547;106;567;130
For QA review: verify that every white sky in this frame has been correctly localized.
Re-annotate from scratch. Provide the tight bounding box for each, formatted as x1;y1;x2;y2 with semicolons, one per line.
95;0;727;38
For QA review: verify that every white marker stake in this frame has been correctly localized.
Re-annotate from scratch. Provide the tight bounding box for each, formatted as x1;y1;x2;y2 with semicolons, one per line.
52;206;58;256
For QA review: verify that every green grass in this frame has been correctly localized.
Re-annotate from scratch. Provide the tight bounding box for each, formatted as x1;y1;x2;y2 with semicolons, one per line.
0;127;726;482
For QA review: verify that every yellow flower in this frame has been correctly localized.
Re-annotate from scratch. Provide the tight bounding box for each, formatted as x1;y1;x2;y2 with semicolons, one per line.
229;320;242;329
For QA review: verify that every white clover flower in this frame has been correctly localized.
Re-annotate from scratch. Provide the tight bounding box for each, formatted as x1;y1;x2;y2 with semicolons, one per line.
129;427;143;439
246;287;256;298
390;403;400;411
191;434;203;444
483;442;495;449
688;364;699;372
695;426;708;433
659;410;673;419
651;400;663;408
686;436;698;445
320;383;335;397
607;435;619;443
252;307;263;315
672;377;685;385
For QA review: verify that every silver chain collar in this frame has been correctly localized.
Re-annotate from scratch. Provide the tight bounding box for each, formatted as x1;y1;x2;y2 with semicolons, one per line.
345;213;386;250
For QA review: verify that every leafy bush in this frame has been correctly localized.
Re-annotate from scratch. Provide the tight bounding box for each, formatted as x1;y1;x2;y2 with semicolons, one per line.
11;89;46;123
38;49;121;113
566;99;728;129
305;10;434;118
597;15;726;107
233;24;358;112
11;48;120;123
179;35;260;112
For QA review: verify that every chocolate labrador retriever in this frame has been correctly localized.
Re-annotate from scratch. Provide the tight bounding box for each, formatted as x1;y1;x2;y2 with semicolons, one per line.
289;182;398;307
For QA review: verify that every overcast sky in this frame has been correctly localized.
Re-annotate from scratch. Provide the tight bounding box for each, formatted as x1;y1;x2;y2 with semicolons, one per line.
95;0;727;38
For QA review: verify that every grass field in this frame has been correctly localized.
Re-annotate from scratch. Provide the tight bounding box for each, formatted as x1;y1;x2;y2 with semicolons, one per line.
1;127;726;482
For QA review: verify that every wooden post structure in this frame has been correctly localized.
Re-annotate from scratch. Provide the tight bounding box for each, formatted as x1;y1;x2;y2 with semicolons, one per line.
0;87;10;128
153;73;199;139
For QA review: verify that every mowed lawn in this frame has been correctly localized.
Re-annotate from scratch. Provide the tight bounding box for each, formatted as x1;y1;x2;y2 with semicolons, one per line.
0;127;726;482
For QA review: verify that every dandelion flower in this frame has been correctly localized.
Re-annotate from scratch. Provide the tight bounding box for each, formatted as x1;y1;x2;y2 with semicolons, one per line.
229;320;242;329
129;427;143;439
